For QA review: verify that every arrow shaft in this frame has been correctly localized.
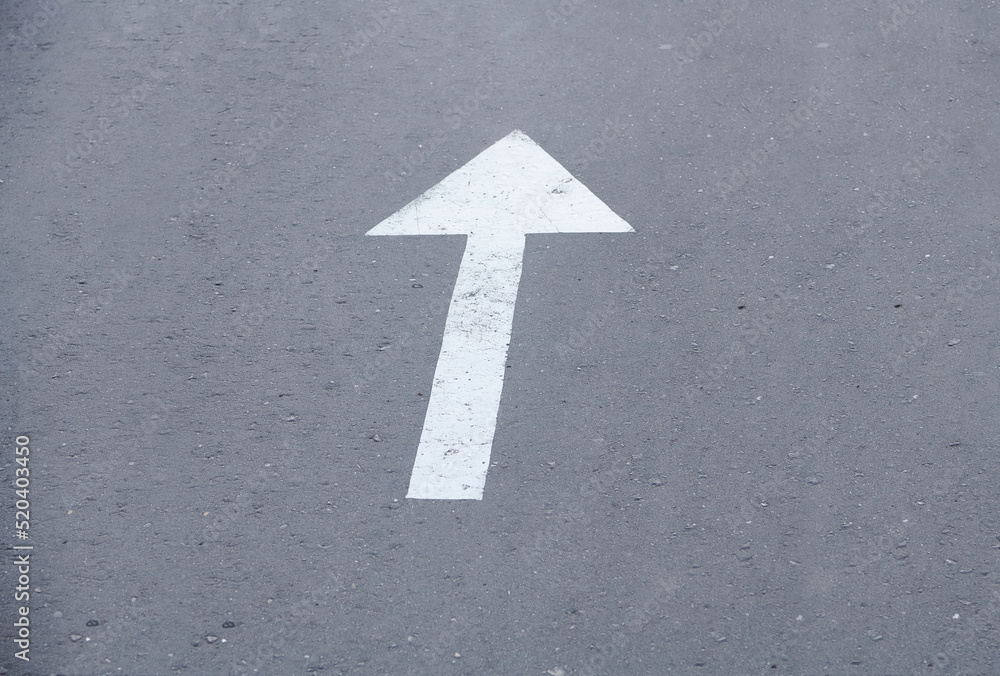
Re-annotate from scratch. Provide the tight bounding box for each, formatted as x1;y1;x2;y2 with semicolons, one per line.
407;233;526;499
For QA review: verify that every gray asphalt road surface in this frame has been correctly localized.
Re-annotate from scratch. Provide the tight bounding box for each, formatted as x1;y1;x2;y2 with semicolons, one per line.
2;1;999;674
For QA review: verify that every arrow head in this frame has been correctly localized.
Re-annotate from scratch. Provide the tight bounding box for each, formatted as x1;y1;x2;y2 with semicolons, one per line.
367;130;634;238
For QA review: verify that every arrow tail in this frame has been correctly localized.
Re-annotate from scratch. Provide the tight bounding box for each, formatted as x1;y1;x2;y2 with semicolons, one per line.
406;233;525;499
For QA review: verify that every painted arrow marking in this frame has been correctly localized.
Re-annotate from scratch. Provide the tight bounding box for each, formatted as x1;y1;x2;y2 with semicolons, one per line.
368;130;633;500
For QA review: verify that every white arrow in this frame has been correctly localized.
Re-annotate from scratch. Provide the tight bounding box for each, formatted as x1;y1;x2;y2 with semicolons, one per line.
368;130;633;500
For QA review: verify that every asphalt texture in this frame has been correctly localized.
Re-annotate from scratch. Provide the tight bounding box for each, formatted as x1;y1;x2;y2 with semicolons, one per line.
1;1;999;674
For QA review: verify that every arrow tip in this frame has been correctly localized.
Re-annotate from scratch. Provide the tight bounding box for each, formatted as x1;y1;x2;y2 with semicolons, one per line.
367;130;633;237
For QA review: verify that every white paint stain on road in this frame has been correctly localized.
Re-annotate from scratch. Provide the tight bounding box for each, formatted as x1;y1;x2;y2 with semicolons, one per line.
367;130;633;499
